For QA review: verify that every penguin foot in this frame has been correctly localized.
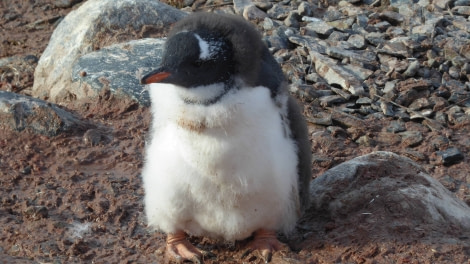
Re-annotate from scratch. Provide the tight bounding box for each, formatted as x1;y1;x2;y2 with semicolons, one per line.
241;229;289;263
165;231;213;264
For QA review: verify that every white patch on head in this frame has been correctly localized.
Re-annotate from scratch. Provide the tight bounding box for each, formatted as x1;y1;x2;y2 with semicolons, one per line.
194;34;212;60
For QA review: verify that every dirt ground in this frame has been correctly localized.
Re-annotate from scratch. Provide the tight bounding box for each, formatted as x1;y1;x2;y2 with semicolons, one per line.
1;1;469;263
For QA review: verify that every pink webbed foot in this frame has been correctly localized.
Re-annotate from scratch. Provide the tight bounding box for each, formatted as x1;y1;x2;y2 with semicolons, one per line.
241;229;289;263
165;231;213;264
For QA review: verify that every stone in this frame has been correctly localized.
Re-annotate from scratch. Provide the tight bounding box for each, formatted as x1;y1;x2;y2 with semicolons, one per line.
365;32;386;46
253;0;273;11
328;31;350;42
379;11;404;25
326;47;376;69
233;0;253;14
54;0;83;8
303;20;334;36
284;11;300;28
297;2;312;16
243;5;268;21
347;34;366;49
399;131;424;147
32;0;186;104
267;3;291;20
452;6;470;16
386;120;406;133
288;35;327;54
306;113;333;126
309;50;365;95
0;91;90;136
262;17;278;30
343;64;374;80
436;147;464;166
327;17;355;31
380;101;395;116
309;151;470;230
378;40;409;58
319;95;347;107
330;87;351;100
71;38;165;106
454;0;470;5
356;97;372;105
403;60;420;77
433;0;453;9
408;97;432;110
411;17;444;36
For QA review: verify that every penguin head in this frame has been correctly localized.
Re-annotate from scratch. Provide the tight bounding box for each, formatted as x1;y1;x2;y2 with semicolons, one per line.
141;29;235;88
141;13;264;90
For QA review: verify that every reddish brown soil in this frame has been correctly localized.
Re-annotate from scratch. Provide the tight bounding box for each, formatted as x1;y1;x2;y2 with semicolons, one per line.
1;1;469;263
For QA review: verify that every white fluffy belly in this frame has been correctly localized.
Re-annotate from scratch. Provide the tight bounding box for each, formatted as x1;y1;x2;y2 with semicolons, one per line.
142;84;299;241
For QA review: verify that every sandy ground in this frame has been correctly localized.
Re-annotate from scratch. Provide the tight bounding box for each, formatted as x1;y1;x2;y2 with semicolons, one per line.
1;1;469;263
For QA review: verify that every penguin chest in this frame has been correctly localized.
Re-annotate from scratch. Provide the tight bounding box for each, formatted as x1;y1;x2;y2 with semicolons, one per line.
143;85;299;240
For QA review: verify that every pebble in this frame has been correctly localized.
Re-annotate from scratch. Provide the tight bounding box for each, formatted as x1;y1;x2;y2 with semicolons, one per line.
399;131;424;147
436;147;464;166
54;0;82;8
303;20;334;36
347;34;366;49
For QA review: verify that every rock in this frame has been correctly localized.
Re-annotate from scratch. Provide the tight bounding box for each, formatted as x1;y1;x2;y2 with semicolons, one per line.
54;0;83;8
452;19;470;33
379;11;404;25
303;19;334;36
378;40;409;58
71;38;165;106
32;0;186;104
433;0;453;9
452;6;470;16
243;5;268;21
0;91;90;136
297;2;312;16
326;47;376;69
309;151;470;230
82;129;111;146
380;101;395;116
284;11;300;28
251;0;271;11
310;51;365;95
233;0;254;14
411;16;444;36
365;32;386;46
399;130;424;147
454;0;470;5
436;147;464;166
327;17;355;31
403;60;420;77
267;3;291;20
319;95;347;107
386;120;406;133
343;64;374;81
347;34;366;49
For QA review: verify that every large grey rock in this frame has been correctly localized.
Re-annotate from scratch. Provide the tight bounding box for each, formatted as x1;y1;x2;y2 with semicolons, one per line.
32;0;186;104
0;91;90;136
72;38;165;107
310;151;470;230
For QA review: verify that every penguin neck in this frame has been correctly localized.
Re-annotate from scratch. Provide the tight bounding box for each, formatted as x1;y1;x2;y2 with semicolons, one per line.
179;78;238;106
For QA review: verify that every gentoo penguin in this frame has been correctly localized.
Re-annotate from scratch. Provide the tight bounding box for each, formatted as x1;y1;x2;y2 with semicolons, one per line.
140;12;311;263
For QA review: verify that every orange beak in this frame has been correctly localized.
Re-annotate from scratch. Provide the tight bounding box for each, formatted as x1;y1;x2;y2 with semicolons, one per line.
140;70;171;84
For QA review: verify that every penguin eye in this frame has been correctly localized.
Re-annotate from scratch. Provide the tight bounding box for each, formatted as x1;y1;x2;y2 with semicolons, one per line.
192;59;204;68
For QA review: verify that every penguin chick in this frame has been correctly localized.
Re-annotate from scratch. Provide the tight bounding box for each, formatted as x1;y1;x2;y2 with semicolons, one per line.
141;12;311;263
